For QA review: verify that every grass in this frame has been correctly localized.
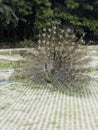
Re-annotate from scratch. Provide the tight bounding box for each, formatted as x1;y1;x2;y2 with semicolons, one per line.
89;69;98;77
0;61;20;70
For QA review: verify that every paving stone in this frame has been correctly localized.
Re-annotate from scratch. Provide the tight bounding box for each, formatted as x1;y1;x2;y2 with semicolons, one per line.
0;81;98;130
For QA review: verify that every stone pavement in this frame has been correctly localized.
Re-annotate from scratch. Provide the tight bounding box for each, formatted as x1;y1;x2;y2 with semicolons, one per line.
0;81;98;130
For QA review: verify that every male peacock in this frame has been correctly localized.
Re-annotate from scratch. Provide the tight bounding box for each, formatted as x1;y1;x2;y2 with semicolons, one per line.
17;26;91;91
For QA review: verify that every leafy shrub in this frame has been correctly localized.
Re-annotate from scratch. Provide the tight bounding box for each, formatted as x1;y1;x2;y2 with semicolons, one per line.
18;39;33;48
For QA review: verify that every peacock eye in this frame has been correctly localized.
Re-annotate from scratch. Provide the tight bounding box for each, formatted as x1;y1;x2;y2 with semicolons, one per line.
67;28;71;33
47;48;50;51
65;34;69;38
59;35;63;38
42;33;46;37
42;40;46;43
61;30;64;33
53;31;56;34
43;28;46;32
38;40;41;43
47;35;51;38
53;26;56;30
46;42;49;45
52;37;55;40
58;42;61;45
48;28;51;32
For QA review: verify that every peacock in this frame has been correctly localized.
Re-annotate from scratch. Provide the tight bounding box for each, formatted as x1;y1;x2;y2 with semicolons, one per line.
17;26;91;91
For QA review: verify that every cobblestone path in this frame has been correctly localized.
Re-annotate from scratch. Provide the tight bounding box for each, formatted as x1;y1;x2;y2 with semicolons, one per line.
0;81;98;130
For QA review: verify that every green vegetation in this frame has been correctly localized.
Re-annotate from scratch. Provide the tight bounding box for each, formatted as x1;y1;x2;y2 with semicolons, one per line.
0;61;20;70
0;0;98;47
89;69;98;77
